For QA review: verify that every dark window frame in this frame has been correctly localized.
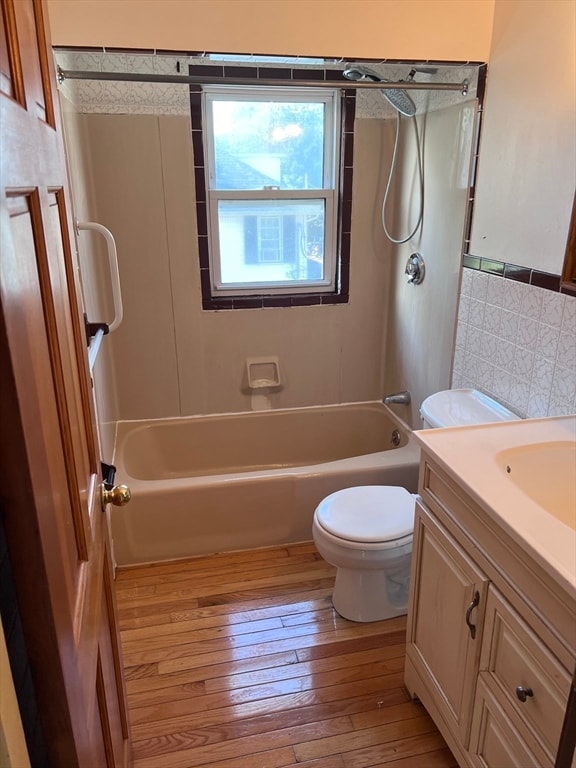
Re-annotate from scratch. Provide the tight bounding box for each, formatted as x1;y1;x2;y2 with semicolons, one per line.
190;64;355;310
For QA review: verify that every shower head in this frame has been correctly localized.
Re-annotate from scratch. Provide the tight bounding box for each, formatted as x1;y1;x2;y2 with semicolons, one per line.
342;65;382;83
342;65;416;117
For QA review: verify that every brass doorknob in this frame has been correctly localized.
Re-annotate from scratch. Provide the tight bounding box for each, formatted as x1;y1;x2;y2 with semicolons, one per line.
101;483;131;507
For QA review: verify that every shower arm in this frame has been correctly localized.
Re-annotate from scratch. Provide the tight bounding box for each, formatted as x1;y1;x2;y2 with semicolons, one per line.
56;67;469;96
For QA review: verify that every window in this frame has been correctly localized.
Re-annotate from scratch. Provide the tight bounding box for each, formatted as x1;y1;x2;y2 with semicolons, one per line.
203;86;339;296
190;68;355;309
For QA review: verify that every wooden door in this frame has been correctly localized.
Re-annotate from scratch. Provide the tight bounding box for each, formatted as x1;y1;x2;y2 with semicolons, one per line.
0;1;130;766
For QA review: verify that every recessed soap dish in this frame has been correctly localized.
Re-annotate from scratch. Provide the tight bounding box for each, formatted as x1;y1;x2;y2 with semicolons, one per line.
246;356;282;389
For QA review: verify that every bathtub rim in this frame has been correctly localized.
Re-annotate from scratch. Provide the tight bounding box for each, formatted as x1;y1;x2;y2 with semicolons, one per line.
113;400;420;489
114;400;414;435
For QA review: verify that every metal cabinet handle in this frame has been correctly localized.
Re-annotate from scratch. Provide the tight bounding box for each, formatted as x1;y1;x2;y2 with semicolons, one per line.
516;685;534;703
465;590;480;639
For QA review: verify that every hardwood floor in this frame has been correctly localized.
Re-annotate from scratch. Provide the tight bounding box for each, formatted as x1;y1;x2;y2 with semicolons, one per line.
115;542;456;768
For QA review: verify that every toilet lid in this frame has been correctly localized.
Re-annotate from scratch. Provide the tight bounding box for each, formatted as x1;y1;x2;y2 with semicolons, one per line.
316;486;415;543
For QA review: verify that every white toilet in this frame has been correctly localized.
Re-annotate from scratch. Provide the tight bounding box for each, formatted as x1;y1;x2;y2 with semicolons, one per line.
312;389;520;622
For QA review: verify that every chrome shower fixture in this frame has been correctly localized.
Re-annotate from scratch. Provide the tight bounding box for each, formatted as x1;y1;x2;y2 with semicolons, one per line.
343;64;424;243
383;391;412;406
405;253;426;284
407;66;439;76
342;65;416;117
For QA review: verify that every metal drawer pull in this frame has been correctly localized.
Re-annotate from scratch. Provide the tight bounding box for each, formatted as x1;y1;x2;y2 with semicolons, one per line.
465;590;480;639
515;686;534;703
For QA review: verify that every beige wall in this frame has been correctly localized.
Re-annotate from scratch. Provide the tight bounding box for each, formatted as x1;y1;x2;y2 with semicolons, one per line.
451;0;576;421
75;103;474;424
82;114;181;421
52;0;575;428
47;0;494;61
82;114;391;419
60;97;119;460
471;0;575;273
383;103;476;425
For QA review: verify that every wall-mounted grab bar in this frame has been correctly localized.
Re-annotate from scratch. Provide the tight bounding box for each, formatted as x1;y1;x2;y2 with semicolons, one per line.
75;219;123;333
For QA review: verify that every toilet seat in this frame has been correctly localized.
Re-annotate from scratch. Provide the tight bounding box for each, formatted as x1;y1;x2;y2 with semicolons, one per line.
315;486;415;543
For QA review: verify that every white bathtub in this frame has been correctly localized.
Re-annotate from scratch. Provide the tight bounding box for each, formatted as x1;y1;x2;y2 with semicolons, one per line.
110;401;420;566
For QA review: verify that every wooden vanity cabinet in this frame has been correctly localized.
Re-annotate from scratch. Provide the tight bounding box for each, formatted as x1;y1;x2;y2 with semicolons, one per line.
405;453;575;768
406;502;488;751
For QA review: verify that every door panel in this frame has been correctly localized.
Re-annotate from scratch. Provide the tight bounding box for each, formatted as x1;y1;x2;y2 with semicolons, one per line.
44;189;94;558
0;1;130;765
99;539;131;766
0;0;25;103
12;0;52;123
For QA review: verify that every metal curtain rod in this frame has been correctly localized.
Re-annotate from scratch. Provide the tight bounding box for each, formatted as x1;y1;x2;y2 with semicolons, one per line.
56;67;469;95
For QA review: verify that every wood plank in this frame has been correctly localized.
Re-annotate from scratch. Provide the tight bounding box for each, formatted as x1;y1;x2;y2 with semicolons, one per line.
128;668;407;728
114;542;455;767
127;655;406;709
131;689;410;761
120;594;334;641
128;672;407;740
205;643;406;694
126;643;402;699
135;745;296;768
125;649;300;695
284;758;345;768
134;714;353;768
294;714;437;762
118;541;318;581
117;576;336;623
117;564;336;610
342;732;455;768
121;615;286;656
154;621;403;675
116;551;321;591
384;747;458;767
119;588;334;631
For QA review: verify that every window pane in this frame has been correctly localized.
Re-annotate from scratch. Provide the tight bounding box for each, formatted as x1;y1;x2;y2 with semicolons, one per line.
217;199;326;285
212;100;325;191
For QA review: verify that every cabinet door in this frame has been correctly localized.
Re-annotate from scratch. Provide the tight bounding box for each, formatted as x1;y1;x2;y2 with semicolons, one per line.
406;500;489;747
470;678;550;768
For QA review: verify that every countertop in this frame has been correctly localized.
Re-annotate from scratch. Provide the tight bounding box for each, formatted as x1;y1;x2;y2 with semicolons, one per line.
414;415;576;599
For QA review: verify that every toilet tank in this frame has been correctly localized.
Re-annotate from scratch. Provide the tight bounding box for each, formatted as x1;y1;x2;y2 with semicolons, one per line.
420;389;521;429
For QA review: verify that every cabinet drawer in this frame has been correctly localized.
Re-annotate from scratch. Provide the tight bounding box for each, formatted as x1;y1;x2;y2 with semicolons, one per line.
470;677;551;768
481;586;571;761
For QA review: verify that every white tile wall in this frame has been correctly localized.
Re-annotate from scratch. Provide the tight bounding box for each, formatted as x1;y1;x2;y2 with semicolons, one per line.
55;50;481;120
452;268;576;418
55;51;191;115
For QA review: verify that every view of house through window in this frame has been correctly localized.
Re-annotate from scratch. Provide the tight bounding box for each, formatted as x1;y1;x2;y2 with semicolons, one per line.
203;86;340;296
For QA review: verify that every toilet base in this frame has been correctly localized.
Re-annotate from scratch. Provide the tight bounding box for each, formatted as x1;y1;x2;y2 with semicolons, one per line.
332;567;409;623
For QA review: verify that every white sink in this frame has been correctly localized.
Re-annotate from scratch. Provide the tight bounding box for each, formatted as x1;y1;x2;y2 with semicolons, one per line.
415;415;576;596
497;441;576;531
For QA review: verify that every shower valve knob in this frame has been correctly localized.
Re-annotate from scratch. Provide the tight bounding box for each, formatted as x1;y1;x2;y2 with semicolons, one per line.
405;252;425;284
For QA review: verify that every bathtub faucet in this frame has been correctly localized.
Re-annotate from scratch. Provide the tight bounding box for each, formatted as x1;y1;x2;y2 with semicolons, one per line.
383;391;411;406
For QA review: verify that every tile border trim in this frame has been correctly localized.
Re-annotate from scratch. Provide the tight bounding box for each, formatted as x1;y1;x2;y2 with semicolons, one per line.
462;254;565;294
